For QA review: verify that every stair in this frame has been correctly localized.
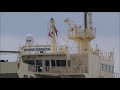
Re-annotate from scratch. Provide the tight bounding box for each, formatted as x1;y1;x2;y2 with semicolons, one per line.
57;66;71;78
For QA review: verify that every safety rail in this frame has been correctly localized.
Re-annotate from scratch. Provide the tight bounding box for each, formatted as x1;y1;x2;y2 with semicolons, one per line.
57;66;71;78
100;71;120;78
92;48;114;59
28;65;87;74
68;28;96;39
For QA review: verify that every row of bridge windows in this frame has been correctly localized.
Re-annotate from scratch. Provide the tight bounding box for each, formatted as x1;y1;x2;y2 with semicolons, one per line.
24;60;70;67
101;63;114;73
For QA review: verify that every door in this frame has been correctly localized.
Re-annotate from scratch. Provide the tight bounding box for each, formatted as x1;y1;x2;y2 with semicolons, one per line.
36;60;42;72
44;60;50;72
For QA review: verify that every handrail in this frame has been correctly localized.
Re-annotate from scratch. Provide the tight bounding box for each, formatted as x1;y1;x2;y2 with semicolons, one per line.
28;65;87;74
57;66;71;78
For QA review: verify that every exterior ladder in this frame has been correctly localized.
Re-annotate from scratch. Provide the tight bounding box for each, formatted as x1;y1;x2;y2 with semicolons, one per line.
57;66;71;78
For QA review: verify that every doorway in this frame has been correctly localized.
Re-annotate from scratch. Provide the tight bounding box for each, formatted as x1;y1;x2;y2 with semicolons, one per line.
44;60;50;72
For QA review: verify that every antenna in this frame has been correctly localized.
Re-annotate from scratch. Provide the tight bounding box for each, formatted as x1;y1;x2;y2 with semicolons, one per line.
118;13;120;74
84;12;88;29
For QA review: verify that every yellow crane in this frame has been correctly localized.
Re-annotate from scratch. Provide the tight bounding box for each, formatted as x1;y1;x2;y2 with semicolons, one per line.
64;12;96;55
48;18;58;54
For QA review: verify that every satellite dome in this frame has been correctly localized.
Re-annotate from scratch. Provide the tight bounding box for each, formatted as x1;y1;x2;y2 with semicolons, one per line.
25;34;35;45
26;34;33;37
61;42;67;46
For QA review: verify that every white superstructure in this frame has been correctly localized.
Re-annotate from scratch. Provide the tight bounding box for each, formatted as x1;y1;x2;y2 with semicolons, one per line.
0;12;115;78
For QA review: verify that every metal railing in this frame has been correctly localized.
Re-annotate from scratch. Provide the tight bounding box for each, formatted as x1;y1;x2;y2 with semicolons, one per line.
28;65;120;78
100;71;120;78
28;65;87;74
114;73;120;78
57;66;71;78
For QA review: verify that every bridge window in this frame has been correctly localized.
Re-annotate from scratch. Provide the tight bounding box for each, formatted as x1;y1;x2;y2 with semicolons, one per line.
36;60;42;65
45;61;49;66
101;63;114;73
103;64;107;71
108;65;110;72
51;60;55;66
57;60;66;66
111;66;114;73
107;65;109;72
24;60;34;65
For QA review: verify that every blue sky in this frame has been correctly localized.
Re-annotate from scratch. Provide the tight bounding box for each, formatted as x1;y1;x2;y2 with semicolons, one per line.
0;12;119;72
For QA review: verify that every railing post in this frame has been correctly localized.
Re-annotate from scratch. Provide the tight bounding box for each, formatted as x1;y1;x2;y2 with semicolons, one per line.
49;60;52;73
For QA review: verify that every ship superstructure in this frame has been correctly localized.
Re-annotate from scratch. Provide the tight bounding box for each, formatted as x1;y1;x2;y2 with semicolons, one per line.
0;12;115;78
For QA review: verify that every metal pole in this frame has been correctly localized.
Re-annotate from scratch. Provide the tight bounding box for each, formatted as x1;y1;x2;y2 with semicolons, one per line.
0;13;1;60
0;13;1;73
119;12;120;76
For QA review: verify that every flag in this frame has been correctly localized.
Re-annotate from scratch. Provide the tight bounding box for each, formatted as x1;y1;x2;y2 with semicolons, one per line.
51;32;53;34
54;26;58;37
48;32;52;37
48;32;54;37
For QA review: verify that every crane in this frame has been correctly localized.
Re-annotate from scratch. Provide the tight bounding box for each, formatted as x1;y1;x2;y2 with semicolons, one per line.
48;18;58;54
64;12;95;55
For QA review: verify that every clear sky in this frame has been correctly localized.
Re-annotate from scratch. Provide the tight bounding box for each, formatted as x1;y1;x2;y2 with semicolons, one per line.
0;12;119;72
